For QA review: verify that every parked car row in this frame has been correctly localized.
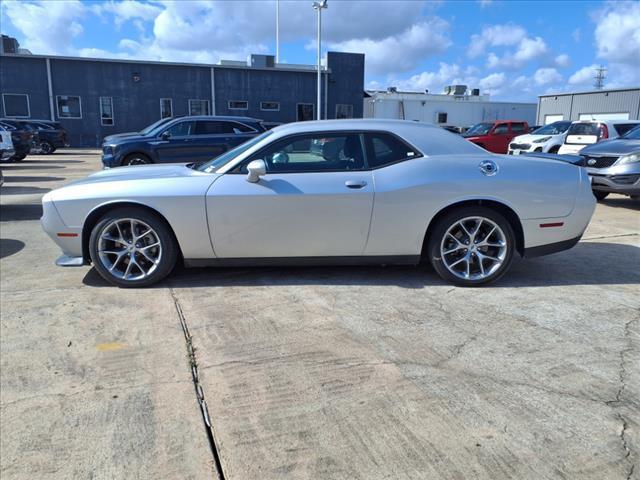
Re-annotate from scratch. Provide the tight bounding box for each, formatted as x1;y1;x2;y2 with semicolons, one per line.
0;119;69;162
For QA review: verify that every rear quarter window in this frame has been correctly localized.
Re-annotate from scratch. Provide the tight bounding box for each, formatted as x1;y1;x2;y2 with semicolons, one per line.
365;132;419;168
614;123;640;136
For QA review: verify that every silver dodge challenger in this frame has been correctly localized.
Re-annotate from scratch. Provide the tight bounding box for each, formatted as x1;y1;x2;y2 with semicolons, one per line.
42;119;596;287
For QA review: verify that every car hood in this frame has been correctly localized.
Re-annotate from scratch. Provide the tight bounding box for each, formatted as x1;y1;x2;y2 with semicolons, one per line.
65;164;213;187
103;132;146;144
512;133;560;143
580;138;640;156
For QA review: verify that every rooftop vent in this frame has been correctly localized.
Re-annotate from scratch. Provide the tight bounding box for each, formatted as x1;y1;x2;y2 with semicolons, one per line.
444;85;467;96
387;86;398;93
249;54;275;68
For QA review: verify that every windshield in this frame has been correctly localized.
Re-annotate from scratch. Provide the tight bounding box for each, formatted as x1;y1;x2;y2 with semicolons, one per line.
621;125;640;139
196;131;273;173
139;118;174;136
532;121;572;135
465;122;493;136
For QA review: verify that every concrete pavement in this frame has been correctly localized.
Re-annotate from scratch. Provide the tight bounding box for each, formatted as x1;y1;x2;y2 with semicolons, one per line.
1;150;638;479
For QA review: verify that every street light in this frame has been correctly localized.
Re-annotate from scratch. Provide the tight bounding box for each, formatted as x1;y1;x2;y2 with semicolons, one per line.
313;0;327;120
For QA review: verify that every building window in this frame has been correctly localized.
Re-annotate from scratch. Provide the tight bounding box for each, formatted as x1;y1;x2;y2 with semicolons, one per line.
56;95;82;119
2;93;30;118
260;101;280;111
436;112;448;124
189;99;210;116
228;100;248;110
160;98;173;119
99;97;114;126
335;104;353;119
297;103;315;121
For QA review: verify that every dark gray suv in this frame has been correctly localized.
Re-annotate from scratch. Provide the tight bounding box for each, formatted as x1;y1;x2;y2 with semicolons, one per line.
101;116;265;168
581;125;640;200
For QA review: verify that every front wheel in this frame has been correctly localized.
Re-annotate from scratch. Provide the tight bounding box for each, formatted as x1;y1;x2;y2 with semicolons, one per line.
593;191;609;201
40;141;54;154
122;153;151;166
428;206;516;286
89;207;178;287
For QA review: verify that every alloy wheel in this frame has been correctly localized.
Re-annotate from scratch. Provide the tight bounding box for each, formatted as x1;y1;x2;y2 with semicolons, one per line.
97;218;162;281
440;216;507;281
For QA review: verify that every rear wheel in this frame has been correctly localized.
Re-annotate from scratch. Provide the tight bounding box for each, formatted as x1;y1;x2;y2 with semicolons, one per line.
122;153;151;166
40;141;54;155
428;206;515;286
89;207;178;288
593;191;609;201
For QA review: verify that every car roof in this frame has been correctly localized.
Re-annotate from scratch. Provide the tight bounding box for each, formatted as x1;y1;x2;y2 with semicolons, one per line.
570;119;640;125
271;118;440;134
174;115;263;122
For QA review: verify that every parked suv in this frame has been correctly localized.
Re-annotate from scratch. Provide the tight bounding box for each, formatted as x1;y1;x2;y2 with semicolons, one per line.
463;120;529;153
558;120;640;155
23;120;70;154
0;119;36;161
580;124;640;201
102;116;266;168
508;120;572;155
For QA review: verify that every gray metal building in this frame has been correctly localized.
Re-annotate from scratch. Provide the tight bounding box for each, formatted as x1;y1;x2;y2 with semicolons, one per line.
537;87;640;125
0;51;364;146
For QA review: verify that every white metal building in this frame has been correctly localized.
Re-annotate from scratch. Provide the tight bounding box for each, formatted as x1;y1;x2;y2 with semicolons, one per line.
537;87;640;125
363;86;537;128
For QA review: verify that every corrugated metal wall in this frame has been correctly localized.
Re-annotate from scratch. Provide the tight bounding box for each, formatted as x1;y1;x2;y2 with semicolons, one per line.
537;89;640;124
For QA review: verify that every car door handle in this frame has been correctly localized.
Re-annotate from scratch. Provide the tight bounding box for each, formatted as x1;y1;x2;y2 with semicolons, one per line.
345;180;367;189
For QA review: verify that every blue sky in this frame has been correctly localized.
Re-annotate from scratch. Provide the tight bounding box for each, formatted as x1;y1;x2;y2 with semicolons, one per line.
1;0;638;101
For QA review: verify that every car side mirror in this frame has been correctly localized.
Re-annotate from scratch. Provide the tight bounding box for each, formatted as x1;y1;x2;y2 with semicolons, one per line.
246;159;266;183
161;131;171;140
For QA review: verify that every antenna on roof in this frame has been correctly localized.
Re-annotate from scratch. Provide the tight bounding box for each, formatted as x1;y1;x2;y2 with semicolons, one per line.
594;65;606;90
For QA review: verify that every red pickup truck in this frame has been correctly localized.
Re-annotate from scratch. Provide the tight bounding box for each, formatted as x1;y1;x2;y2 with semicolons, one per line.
463;120;529;154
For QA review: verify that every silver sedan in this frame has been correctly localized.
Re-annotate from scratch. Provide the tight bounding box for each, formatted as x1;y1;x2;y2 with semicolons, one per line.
41;119;596;287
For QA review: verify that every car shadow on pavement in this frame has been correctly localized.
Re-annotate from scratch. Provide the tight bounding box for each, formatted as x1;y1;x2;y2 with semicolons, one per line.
18;159;85;165
1;175;66;183
0;185;51;195
0;239;25;259
0;164;65;171
82;241;639;289
598;198;640;211
0;204;43;222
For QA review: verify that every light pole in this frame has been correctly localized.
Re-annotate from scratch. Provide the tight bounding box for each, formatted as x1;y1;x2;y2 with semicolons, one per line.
313;0;327;120
275;0;280;64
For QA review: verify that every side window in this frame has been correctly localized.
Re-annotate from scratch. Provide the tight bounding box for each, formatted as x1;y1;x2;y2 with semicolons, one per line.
511;122;527;133
494;123;509;134
244;133;364;173
614;123;639;136
195;121;229;135
365;132;419;169
164;121;195;137
230;122;255;133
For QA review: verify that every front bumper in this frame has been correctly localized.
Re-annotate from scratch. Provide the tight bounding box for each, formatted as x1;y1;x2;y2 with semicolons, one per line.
587;163;640;196
41;198;85;263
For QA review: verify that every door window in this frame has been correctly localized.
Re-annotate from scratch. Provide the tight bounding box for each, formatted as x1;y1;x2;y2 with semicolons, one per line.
195;121;232;135
493;123;509;134
613;123;640;136
164;121;195;137
246;132;364;173
511;122;527;133
365;132;419;168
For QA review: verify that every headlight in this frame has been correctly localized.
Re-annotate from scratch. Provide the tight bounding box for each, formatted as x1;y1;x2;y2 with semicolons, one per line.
533;136;552;143
617;153;640;165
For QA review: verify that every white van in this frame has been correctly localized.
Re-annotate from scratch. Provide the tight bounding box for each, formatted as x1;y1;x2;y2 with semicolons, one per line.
558;120;640;155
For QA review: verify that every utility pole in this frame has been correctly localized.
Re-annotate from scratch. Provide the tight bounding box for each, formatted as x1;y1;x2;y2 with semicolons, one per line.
275;0;280;63
313;0;327;120
594;65;607;90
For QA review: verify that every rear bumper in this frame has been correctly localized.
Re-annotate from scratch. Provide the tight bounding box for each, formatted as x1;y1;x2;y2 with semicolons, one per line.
523;235;582;258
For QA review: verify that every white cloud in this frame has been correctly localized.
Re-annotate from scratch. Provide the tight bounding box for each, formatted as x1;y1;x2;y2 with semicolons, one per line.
479;72;506;93
2;0;86;55
513;36;547;62
468;24;527;58
534;67;562;86
568;64;599;86
594;2;640;65
555;54;570;68
391;62;463;92
571;28;581;42
327;18;452;75
92;0;162;27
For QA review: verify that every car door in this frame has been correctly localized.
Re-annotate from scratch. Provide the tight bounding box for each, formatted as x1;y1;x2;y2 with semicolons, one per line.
206;131;374;258
490;122;510;153
153;120;197;163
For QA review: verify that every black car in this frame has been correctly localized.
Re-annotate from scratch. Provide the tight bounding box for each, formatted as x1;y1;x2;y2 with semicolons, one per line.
0;119;37;161
102;116;266;168
23;120;70;154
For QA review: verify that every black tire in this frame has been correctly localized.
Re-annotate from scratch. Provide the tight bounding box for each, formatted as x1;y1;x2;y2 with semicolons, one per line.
89;207;178;288
427;206;516;287
547;145;560;154
122;153;152;166
11;154;26;162
593;191;609;201
40;141;54;155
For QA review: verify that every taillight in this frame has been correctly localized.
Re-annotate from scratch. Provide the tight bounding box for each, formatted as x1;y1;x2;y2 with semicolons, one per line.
598;124;609;140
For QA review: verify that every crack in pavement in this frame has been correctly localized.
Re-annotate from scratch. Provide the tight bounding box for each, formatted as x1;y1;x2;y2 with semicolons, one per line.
170;288;226;480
